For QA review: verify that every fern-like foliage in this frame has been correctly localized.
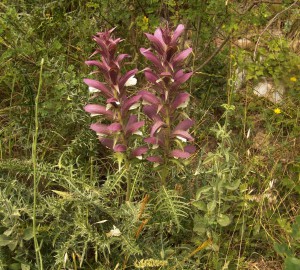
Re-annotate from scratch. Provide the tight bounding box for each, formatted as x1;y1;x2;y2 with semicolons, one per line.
155;186;190;232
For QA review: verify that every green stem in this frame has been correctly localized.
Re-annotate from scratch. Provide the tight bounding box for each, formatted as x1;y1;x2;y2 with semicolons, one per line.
125;158;131;201
161;95;171;186
32;58;44;270
115;108;131;201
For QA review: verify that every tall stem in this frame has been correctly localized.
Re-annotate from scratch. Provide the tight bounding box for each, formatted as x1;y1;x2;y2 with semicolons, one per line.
125;158;131;201
161;93;171;186
116;105;132;201
32;58;44;270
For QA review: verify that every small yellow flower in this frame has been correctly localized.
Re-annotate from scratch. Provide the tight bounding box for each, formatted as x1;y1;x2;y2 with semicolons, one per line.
290;77;297;82
143;16;149;25
273;108;281;114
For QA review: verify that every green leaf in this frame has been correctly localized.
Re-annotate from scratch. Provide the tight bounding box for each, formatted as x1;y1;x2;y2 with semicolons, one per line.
23;227;33;241
192;201;207;211
284;257;300;270
224;179;240;191
8;240;18;251
155;187;189;232
21;264;30;270
207;201;217;212
0;234;13;246
217;214;231;227
274;242;293;258
291;216;300;240
196;186;212;200
9;263;21;270
193;215;207;235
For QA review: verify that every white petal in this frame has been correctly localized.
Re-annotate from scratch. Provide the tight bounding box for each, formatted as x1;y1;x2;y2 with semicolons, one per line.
129;103;140;110
133;131;143;136
89;86;100;93
176;136;187;142
125;76;137;87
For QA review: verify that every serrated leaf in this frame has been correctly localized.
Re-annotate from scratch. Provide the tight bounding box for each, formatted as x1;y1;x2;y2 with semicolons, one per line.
217;214;231;227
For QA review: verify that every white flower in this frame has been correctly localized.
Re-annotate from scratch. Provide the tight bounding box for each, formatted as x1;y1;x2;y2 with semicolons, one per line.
133;130;143;136
129;103;140;110
176;136;187;142
106;225;121;237
125;76;137;87
89;86;100;93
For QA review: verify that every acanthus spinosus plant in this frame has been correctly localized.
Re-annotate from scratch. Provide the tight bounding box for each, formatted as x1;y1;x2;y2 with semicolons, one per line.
139;24;195;185
84;28;144;156
83;28;145;200
84;24;194;190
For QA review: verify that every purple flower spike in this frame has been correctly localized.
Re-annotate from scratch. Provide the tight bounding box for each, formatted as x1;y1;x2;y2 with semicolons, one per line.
140;24;195;171
84;28;142;155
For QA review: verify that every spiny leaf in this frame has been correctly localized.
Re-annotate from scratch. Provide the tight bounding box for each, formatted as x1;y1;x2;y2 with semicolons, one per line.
155;186;189;231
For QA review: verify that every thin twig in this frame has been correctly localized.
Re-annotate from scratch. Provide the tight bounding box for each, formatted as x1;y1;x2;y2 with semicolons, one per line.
253;0;299;58
194;34;232;72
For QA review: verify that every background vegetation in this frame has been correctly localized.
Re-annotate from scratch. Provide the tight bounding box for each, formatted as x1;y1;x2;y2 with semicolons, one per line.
0;0;299;269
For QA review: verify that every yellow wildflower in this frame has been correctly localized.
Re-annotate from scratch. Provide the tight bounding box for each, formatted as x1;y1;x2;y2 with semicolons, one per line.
273;108;281;114
290;77;297;82
143;16;149;25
